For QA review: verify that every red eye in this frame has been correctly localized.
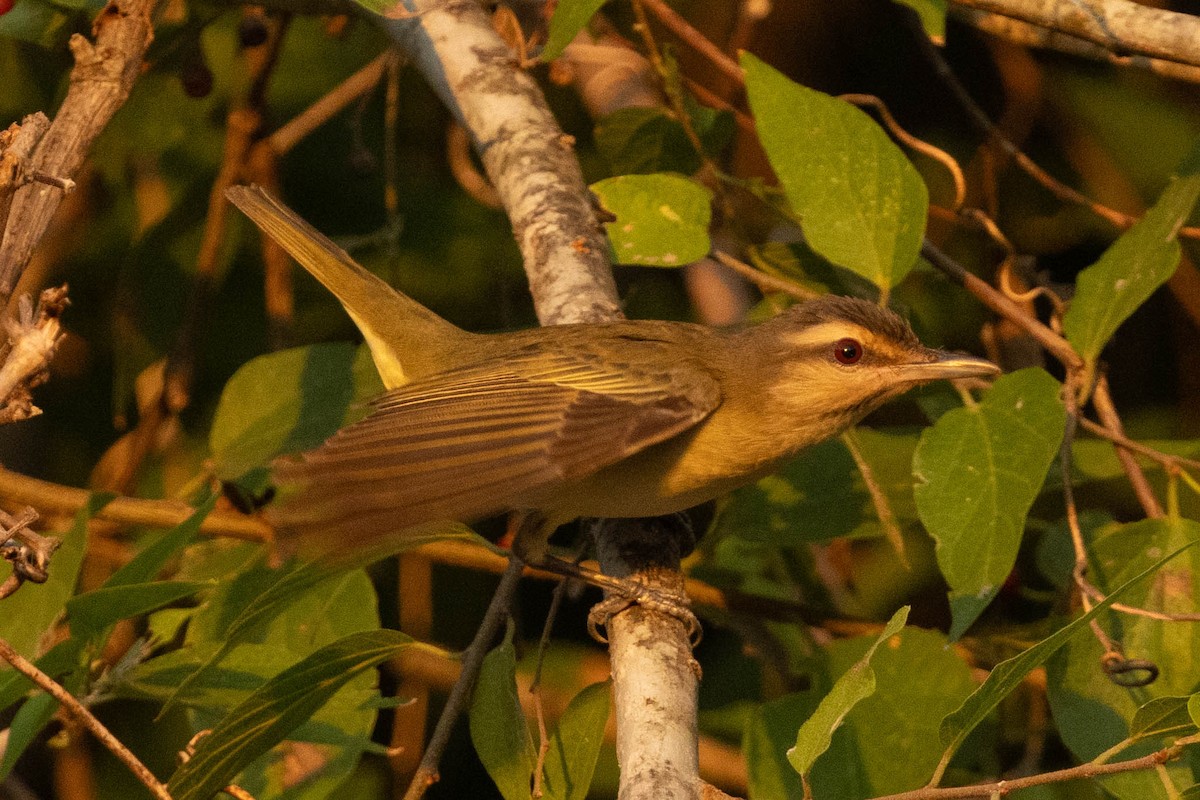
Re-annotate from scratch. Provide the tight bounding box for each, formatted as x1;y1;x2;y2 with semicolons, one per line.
834;338;863;365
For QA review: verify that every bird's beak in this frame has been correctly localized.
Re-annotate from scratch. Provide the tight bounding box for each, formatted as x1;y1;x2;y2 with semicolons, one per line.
894;351;1002;383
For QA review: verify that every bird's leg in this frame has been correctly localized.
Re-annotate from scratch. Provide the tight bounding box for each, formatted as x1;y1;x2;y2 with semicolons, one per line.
511;511;701;644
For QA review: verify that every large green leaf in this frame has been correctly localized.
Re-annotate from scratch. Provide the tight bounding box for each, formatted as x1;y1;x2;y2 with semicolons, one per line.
591;173;713;266
787;606;909;777
470;628;536;800
825;627;975;794
166;629;412;800
542;681;612;800
741;52;928;294
913;368;1066;638
1062;174;1200;383
209;342;383;480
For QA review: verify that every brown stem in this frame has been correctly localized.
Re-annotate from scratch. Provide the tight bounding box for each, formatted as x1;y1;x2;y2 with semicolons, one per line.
0;635;172;800
1090;375;1164;518
872;743;1179;799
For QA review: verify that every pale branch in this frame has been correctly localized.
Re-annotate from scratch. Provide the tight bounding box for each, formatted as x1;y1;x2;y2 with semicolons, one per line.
948;0;1200;70
0;0;163;306
0;635;172;800
384;0;620;326
0;115;52;243
950;5;1200;83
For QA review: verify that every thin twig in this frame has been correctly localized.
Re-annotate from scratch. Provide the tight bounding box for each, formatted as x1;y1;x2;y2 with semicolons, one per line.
268;50;396;156
1076;418;1200;472
873;741;1181;799
910;20;1200;240
0;635;172;800
0;464;271;542
840;94;966;210
401;556;524;800
637;0;742;85
711;251;817;301
920;240;1083;370
841;428;908;569
1091;375;1164;518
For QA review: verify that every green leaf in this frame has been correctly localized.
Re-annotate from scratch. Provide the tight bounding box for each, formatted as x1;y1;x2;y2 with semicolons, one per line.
541;0;607;61
1129;696;1199;741
714;429;920;545
595;108;703;176
209;342;382;480
160;524;476;718
104;497;213;588
1191;694;1200;729
0;493;111;658
745;694;812;800
913;368;1066;638
591;173;713;266
542;681;612;800
891;0;947;41
787;606;909;777
165;629;412;800
1062;174;1200;381
470;627;535;800
741;52;928;295
824;627;975;794
66;581;210;642
939;537;1200;768
0;693;58;780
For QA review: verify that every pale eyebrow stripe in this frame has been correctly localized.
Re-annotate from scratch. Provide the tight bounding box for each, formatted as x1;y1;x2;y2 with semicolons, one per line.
779;322;870;349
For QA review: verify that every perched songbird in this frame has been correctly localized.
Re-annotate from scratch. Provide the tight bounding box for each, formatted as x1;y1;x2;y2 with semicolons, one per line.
227;185;1000;562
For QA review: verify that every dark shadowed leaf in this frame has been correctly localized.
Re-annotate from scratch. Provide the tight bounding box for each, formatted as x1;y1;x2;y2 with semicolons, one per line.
470;627;535;800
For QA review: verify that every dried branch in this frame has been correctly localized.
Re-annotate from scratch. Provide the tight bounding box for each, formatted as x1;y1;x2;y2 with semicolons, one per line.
1091;375;1164;518
0;285;68;424
0;0;163;306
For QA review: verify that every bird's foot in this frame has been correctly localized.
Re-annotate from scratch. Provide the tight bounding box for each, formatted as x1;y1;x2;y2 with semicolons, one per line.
586;590;701;646
530;553;701;645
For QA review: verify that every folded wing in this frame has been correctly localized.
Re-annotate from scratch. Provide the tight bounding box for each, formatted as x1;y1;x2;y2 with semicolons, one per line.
269;348;721;549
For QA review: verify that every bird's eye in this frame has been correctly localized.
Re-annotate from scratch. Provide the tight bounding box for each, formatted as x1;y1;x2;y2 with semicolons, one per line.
834;338;863;365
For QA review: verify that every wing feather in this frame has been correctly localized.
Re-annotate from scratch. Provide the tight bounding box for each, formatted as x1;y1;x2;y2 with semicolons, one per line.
269;348;721;549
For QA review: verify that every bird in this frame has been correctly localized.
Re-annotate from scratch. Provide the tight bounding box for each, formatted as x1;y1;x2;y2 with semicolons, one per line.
226;184;1000;565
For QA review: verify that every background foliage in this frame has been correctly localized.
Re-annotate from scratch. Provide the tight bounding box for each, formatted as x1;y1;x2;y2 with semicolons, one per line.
1;0;1200;798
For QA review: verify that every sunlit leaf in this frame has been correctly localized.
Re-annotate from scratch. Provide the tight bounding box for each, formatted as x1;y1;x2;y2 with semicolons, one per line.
1129;696;1198;741
591;173;712;266
787;606;909;777
741;52;928;294
470;627;535;800
1062;174;1200;382
166;629;412;800
913;368;1066;638
542;681;611;800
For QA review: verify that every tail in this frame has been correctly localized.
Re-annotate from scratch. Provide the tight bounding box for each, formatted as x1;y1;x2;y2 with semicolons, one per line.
227;184;471;387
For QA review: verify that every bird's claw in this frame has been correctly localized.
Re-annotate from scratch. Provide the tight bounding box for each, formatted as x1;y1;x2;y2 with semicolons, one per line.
586;587;702;646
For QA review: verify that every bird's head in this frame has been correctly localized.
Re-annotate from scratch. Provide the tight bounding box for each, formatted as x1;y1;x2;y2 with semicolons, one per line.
748;295;1000;435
